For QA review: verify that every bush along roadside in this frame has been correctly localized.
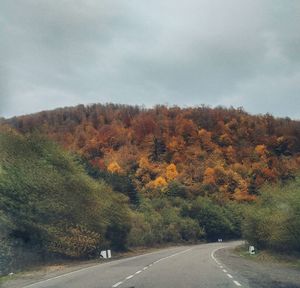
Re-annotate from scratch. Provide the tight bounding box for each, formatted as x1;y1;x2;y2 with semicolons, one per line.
0;131;131;275
242;176;300;254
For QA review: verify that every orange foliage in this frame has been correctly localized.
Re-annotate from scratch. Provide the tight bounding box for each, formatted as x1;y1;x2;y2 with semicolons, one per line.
255;144;267;156
219;133;232;146
149;176;168;188
203;167;216;185
167;136;185;152
3;104;300;201
166;163;179;181
198;129;215;152
225;145;236;163
107;161;122;174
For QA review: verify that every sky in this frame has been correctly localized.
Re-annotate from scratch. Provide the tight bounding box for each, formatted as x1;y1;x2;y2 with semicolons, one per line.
1;0;300;119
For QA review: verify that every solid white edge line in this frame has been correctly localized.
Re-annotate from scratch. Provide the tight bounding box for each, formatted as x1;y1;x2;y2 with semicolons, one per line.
21;265;102;288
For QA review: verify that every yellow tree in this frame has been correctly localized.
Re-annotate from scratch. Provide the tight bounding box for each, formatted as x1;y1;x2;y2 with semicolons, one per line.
147;176;168;190
107;161;122;174
166;163;178;181
255;144;267;157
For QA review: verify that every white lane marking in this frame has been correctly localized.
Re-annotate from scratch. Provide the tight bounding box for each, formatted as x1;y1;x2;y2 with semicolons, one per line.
210;248;220;263
21;265;102;288
111;247;193;288
211;246;243;287
151;248;192;265
234;280;242;286
22;246;181;288
126;275;134;280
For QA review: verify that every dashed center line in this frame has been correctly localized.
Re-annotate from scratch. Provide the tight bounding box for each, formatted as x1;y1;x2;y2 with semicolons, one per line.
234;280;242;286
111;248;192;288
112;281;123;287
126;275;134;280
227;273;233;279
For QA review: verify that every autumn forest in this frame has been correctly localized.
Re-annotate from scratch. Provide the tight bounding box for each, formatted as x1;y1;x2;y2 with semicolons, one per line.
1;104;300;274
4;104;300;200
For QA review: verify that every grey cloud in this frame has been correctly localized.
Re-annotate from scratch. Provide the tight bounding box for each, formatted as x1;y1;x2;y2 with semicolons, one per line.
1;0;300;118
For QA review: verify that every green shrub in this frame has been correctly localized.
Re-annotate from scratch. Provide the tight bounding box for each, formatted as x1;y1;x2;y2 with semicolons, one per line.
0;131;131;262
128;197;205;246
189;197;238;241
242;177;300;253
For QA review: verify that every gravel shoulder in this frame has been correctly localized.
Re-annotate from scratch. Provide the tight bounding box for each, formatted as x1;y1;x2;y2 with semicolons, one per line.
216;246;300;288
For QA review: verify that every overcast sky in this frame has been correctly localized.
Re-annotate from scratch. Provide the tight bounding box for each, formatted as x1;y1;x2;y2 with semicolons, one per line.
1;0;300;119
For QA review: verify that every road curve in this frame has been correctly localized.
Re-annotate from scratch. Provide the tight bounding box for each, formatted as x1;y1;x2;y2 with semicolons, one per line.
21;241;248;288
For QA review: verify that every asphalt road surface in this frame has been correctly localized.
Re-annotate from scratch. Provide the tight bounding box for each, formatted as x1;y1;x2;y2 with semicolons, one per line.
20;241;248;288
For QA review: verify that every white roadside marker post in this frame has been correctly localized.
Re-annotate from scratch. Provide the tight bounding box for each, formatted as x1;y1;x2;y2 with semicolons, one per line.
100;250;107;259
249;245;255;255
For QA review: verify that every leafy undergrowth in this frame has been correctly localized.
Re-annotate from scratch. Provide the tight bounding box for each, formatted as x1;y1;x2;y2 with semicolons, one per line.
235;244;300;269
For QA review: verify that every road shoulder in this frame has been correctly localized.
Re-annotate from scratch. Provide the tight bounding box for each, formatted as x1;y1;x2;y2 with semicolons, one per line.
216;246;300;288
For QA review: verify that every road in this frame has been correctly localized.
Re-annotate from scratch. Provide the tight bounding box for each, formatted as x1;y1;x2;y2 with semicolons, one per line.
18;241;247;288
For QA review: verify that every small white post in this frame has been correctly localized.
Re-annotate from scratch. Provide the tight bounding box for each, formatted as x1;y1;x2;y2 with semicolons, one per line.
100;250;107;259
249;246;255;255
107;249;112;258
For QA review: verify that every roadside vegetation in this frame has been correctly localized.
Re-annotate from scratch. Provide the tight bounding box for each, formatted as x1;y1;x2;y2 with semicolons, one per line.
0;130;242;275
242;176;300;254
0;131;130;275
1;105;300;276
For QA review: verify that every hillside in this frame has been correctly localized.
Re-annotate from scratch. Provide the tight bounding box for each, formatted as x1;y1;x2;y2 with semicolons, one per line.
0;131;131;275
1;104;300;275
0;129;241;275
2;104;300;201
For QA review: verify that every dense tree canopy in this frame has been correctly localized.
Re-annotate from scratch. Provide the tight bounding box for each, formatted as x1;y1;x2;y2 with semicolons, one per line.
2;104;299;201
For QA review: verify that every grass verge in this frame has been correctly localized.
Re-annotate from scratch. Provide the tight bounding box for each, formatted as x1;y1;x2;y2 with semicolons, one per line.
234;244;300;269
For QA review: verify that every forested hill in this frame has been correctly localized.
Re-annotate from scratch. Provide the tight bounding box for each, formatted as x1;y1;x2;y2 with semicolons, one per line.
2;104;300;201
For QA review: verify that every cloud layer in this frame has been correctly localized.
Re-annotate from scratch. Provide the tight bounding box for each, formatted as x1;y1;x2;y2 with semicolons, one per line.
1;0;300;118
